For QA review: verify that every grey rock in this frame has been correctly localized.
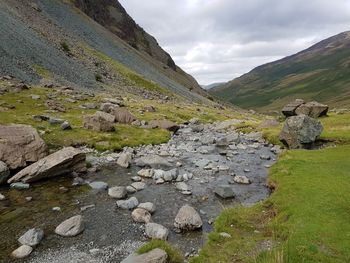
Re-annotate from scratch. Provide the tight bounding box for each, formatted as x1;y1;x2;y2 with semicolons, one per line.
0;161;10;184
234;175;251;185
95;111;116;123
121;248;167;263
131;176;142;182
295;101;329;118
83;115;115;132
10;182;30;189
0;193;5;201
48;117;65;125
55;215;84;237
131;182;146;191
11;245;33;259
131;208;152;223
108;186;127;199
175;182;192;192
174;205;203;231
282;99;305;117
136;155;171;168
145;223;169;240
18;228;44;246
117;153;132;168
60;121;71;130
117;197;139;210
215;185;235;199
89;181;108;191
126;186;137;194
137;169;154;178
138;202;156;213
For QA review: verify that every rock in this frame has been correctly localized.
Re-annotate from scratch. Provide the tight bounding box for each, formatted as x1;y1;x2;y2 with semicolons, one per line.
233;175;251;185
144;105;156;112
33;114;50;122
136;155;171;168
0;124;48;170
48;117;65;125
260;155;271;160
95;111;116;123
117;153;132;168
83;115;115;132
11;245;33;259
214;185;235;198
55;215;84;237
219;232;232;238
148;120;179;132
163;169;177;182
131;176;142;182
101;98;124;106
117;197;139;210
10;182;30;189
282;99;305;117
175;182;192;192
295;101;329;118
0;193;5;200
25;196;33;202
138;202;156;213
100;102;118;113
52;207;61;212
271;145;282;154
145;223;169;240
174;205;203;231
111;108;136;124
258;119;280;129
80;103;97;109
31;94;40;100
279;115;323;149
194;159;211;168
137;169;154;178
60;121;71;130
8;147;86;184
0;161;10;184
89;181;108;191
131;182;146;191
18;228;44;246
156;178;164;184
121;248;167;263
45;100;66;112
108;186;127;199
131;208;151;223
126;186;137;193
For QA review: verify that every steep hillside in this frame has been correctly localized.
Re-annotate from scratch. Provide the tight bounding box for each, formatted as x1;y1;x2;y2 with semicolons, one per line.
0;0;207;101
211;31;350;111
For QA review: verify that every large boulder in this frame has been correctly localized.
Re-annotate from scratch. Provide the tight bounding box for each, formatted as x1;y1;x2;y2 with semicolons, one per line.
295;101;329;118
111;108;136;124
121;248;167;263
282;99;305;117
148;120;179;132
279;115;323;149
0;124;48;170
83;115;115;132
174;205;203;231
8;147;86;184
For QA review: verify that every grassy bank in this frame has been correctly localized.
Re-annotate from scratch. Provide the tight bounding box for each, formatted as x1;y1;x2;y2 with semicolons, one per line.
192;117;350;262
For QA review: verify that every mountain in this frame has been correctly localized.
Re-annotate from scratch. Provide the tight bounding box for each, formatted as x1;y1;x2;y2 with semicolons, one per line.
201;82;225;90
0;0;207;101
211;31;350;111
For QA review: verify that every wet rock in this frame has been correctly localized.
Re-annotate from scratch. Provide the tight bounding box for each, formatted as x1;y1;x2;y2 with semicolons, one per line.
131;176;142;182
234;175;251;185
279;115;323;149
148;120;179;132
83;115;115;132
121;248;167;263
145;223;169;240
111;108;136;124
95;111;116;123
131;182;146;191
137;169;154;178
138;202;156;214
108;186;127;199
18;228;44;246
282;99;305;117
136;155;171;168
60;121;71;130
11;245;33;259
126;186;137;194
194;159;211;168
175;182;192;192
0;161;10;184
131;208;151;223
8;147;86;184
89;181;108;191
117;153;132;168
214;185;235;199
10;182;30;189
0;124;48;170
117;197;139;210
174;205;203;231
55;215;84;237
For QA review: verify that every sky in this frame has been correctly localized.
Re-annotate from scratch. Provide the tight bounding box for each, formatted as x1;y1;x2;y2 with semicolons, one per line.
119;0;350;85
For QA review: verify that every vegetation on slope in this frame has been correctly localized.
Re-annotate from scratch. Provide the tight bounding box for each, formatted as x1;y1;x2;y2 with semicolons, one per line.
191;113;350;263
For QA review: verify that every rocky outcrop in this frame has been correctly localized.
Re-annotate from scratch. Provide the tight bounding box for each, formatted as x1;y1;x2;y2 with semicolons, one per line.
83;114;115;132
0;124;48;170
8;147;86;184
149;120;179;132
282;99;328;118
279;115;323;149
174;205;202;231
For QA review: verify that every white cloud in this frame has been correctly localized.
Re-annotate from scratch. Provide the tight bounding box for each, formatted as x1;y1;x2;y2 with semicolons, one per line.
119;0;350;84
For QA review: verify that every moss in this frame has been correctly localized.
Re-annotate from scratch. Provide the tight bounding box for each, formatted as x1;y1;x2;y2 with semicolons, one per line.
138;240;184;263
33;64;53;79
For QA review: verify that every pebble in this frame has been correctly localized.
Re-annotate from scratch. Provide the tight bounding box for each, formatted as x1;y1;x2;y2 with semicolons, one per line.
131;176;142;182
80;204;95;212
52;207;61;212
0;193;5;201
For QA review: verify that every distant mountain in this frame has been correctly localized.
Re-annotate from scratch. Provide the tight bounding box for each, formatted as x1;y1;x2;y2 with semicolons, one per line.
201;82;225;90
211;31;350;111
0;0;207;101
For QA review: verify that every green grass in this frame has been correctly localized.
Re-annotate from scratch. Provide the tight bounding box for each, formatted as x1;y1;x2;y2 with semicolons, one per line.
192;145;350;262
138;240;184;263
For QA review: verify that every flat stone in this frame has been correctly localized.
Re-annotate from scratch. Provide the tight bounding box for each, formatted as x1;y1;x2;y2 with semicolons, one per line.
18;228;44;246
138;202;156;214
55;215;84;237
145;223;169;240
214;185;235;199
11;245;33;259
131;182;146;191
117;197;139;210
131;208;151;223
108;186;127;199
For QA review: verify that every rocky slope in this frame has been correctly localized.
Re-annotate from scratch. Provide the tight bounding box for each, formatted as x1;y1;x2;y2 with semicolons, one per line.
0;0;207;101
211;31;350;111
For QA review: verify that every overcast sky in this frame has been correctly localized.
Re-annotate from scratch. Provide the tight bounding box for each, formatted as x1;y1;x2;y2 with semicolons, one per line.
119;0;350;85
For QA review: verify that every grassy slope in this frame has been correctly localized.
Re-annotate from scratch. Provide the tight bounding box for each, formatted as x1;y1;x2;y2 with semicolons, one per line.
191;113;350;263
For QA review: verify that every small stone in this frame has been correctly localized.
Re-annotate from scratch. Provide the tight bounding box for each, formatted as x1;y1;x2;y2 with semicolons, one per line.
10;182;30;189
244;169;251;173
108;186;127;199
175;182;192;192
116;197;139;210
138;202;156;213
80;204;95;212
156;178;164;184
0;193;5;201
234;175;251;185
25;196;33;202
59;186;69;192
131;208;151;223
145;223;169;240
61;121;72;130
11;245;33;259
89;181;108;191
260;155;271;160
117;153;132;168
131;182;146;191
55;215;84;237
182;191;192;195
214;185;235;199
52;207;61;212
176;162;182;167
126;186;137;194
137;169;154;178
31;94;40;100
18;228;44;246
219;232;232;238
